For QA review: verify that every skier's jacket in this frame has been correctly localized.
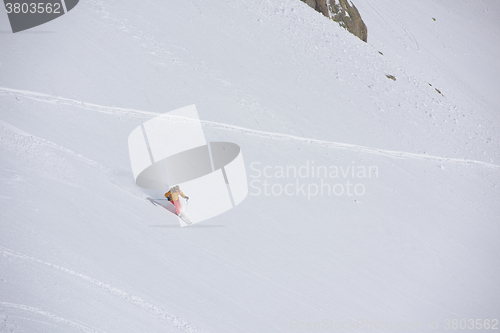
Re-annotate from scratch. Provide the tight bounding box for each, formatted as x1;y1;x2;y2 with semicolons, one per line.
165;186;187;201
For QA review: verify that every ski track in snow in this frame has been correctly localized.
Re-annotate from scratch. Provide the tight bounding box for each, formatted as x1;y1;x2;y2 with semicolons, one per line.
0;247;201;333
5;314;59;329
0;120;111;173
1;86;499;169
0;302;104;333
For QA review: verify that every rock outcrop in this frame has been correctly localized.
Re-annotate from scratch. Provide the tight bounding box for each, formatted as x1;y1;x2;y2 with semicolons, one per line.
301;0;368;42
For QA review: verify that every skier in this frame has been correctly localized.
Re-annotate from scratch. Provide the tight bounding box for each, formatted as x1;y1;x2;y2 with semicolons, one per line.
165;185;189;216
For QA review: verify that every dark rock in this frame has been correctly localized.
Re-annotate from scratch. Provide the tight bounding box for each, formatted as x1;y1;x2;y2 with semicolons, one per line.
385;74;396;81
300;0;368;42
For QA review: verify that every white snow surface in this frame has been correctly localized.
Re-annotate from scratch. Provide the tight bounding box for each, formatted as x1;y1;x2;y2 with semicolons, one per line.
1;0;499;332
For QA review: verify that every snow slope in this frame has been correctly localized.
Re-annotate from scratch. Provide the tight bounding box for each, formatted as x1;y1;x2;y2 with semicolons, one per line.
1;0;499;332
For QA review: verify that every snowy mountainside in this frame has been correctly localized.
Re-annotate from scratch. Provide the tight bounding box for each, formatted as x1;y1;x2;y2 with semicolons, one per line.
1;0;499;332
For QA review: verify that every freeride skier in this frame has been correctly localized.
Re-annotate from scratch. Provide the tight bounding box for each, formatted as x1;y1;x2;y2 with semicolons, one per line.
165;185;189;216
